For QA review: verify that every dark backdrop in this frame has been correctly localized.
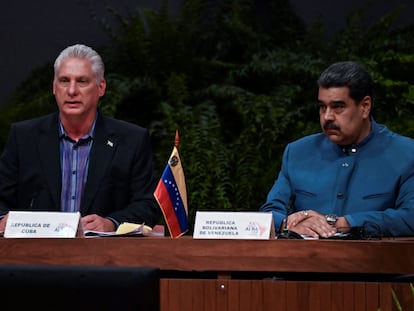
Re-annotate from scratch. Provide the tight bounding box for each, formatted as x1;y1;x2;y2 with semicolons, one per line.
0;0;412;107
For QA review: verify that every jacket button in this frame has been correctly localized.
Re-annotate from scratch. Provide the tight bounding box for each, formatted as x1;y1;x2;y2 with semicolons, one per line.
337;193;344;199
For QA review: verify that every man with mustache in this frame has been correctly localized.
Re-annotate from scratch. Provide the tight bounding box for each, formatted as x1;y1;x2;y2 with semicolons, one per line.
260;61;414;238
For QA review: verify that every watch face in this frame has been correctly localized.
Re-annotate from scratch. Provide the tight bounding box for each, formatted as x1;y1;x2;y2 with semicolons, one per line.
326;214;338;225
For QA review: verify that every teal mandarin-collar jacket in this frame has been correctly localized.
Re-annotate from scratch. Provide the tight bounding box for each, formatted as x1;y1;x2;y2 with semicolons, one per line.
260;119;414;236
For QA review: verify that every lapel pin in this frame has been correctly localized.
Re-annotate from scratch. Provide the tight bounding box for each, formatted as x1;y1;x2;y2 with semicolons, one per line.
107;140;114;147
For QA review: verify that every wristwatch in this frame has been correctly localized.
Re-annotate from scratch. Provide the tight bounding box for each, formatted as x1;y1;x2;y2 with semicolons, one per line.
325;214;338;226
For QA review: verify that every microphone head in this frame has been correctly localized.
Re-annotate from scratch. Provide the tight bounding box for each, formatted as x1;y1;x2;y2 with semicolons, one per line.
277;230;303;239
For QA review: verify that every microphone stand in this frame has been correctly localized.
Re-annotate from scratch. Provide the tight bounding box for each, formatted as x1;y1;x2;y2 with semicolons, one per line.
277;194;302;239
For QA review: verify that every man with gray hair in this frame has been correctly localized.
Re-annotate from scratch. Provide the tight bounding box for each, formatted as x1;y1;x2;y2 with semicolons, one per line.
0;44;160;232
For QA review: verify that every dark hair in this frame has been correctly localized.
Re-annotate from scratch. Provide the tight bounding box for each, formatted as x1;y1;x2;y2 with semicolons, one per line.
317;61;373;103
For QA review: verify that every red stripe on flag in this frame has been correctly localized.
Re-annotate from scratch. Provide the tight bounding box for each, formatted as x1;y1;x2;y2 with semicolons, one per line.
154;179;182;238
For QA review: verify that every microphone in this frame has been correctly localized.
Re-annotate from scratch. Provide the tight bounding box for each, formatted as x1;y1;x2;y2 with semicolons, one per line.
283;194;296;233
277;194;302;239
29;189;39;209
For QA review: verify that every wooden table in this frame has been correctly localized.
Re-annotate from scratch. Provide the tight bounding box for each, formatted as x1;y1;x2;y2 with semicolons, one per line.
1;237;413;310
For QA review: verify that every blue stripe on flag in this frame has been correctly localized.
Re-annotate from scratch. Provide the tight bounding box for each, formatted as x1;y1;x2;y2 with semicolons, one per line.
162;165;189;232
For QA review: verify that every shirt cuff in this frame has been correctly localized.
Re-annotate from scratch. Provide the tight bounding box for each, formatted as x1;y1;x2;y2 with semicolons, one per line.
106;216;120;229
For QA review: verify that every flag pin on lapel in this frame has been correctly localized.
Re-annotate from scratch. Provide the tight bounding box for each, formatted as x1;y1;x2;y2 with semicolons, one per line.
107;140;114;147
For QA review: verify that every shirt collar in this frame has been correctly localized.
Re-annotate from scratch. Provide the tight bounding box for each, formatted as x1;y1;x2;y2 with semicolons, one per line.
58;114;97;141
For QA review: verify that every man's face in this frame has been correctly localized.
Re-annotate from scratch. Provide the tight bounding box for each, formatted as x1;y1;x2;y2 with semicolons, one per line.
318;86;371;146
53;57;106;120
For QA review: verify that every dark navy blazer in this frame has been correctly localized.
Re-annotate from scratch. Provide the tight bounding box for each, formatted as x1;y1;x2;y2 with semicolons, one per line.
0;112;161;227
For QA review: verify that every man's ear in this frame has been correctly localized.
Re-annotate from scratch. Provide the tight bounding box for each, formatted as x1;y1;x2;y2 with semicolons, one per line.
98;79;106;97
361;96;372;118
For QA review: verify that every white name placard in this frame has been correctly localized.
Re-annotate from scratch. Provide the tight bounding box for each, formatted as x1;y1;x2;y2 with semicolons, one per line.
193;211;274;240
4;211;81;238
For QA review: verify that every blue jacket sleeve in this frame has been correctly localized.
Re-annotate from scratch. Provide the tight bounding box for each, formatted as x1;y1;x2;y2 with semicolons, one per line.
259;145;293;230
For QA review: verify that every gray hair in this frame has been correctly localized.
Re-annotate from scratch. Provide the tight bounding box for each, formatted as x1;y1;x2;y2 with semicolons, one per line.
317;61;373;103
53;44;105;83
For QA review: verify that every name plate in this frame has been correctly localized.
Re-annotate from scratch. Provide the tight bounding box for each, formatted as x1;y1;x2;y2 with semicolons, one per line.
4;211;81;238
193;211;274;240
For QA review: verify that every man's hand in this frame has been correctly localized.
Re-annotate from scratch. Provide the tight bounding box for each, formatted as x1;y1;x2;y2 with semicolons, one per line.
81;214;116;232
286;210;337;238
